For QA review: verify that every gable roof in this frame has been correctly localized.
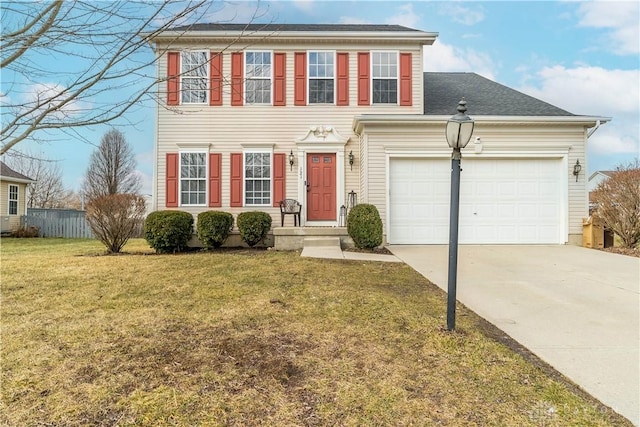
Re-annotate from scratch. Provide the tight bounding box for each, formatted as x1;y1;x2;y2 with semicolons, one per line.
170;23;423;33
423;72;575;116
0;161;35;183
588;170;615;181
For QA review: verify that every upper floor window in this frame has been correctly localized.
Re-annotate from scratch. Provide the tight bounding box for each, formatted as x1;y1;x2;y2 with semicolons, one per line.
245;51;271;104
244;151;271;205
181;51;208;104
8;185;18;215
372;51;398;104
180;152;206;205
308;51;334;104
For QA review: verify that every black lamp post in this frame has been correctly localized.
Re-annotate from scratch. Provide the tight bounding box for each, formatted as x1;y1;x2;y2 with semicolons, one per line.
445;99;474;331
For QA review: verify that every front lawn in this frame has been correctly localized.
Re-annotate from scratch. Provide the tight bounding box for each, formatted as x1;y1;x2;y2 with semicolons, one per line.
1;238;629;426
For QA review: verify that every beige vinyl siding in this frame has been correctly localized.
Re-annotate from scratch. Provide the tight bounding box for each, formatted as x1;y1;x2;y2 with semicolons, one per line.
361;122;589;244
0;181;28;231
155;41;424;224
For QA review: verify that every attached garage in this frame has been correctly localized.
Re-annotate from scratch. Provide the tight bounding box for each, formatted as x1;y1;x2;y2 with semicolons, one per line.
388;157;566;244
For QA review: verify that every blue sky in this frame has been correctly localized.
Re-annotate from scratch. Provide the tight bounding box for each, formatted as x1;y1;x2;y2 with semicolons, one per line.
4;1;639;195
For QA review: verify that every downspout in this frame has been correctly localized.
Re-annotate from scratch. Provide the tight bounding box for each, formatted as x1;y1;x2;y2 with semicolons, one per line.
587;120;601;138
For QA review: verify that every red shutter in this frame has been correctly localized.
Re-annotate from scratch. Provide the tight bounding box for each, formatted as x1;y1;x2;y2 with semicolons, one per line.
272;153;286;207
399;52;412;106
209;153;221;207
210;52;223;106
274;53;286;106
294;52;307;106
357;52;370;106
230;153;243;207
337;52;349;106
167;52;180;106
166;153;179;207
231;52;243;106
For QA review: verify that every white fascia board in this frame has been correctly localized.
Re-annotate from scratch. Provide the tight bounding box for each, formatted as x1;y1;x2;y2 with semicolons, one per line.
0;176;35;184
148;31;438;45
353;115;612;133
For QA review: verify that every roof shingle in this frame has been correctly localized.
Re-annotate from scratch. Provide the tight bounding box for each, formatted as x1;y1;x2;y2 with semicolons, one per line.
0;161;35;182
424;72;574;116
170;23;423;32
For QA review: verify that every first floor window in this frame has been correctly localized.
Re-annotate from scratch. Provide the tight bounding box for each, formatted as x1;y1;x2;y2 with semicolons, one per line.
309;51;334;104
180;152;206;205
372;51;398;104
245;152;271;205
8;184;18;215
181;51;208;104
245;51;272;104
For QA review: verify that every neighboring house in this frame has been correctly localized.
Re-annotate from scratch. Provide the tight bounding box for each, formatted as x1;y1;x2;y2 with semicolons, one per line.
588;170;614;193
0;161;35;233
146;23;609;246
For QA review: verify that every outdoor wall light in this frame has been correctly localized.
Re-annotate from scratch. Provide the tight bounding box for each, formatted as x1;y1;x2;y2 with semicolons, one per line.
348;150;354;170
289;150;295;171
573;159;582;182
444;98;474;332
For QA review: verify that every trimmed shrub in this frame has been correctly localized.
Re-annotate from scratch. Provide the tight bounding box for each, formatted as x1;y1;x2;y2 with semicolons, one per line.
237;211;272;247
347;203;383;249
197;211;234;249
11;225;40;238
144;210;193;253
86;193;147;253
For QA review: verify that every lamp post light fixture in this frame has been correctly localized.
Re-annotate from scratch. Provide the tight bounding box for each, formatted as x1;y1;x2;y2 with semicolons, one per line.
289;150;295;171
573;159;582;182
445;98;474;331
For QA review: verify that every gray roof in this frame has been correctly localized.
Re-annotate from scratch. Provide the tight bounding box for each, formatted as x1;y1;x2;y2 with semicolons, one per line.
424;72;574;116
170;23;422;33
0;161;34;182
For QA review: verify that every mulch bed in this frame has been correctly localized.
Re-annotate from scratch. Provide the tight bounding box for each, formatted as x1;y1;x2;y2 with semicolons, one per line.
599;247;640;258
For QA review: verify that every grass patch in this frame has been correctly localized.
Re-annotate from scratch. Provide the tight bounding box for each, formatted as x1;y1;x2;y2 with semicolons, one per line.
1;238;630;426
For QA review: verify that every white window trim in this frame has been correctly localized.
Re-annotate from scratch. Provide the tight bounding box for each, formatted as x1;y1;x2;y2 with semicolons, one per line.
370;50;399;105
244;50;273;106
307;50;336;105
178;150;208;207
243;147;274;207
8;184;18;215
180;50;209;105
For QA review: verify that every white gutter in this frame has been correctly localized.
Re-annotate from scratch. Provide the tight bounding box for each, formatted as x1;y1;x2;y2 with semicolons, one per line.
147;30;438;45
353;115;611;134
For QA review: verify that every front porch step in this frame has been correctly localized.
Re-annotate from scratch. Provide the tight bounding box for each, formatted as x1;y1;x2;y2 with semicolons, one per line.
303;237;341;248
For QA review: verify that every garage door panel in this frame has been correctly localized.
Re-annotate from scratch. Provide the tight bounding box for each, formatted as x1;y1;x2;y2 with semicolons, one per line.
389;158;563;244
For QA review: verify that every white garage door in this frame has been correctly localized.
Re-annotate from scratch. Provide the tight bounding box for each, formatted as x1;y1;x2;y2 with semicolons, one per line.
388;158;564;244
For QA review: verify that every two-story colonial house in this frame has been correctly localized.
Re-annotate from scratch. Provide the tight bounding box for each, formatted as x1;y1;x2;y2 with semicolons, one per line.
147;24;608;247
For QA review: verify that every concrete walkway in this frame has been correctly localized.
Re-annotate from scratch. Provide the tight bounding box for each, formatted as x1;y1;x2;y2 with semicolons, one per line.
388;245;640;426
301;245;402;262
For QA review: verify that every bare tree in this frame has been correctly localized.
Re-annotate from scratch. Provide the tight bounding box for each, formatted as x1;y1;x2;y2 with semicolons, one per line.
1;1;214;155
3;151;74;208
82;129;141;200
591;159;640;249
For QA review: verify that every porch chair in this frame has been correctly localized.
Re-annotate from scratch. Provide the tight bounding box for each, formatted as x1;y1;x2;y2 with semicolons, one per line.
279;199;302;227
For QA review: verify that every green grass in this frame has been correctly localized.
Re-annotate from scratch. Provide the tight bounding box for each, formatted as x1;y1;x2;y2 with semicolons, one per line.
1;238;630;426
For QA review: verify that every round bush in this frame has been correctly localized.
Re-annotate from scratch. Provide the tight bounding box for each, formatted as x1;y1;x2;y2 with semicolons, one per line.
197;211;234;249
144;210;194;253
237;211;272;247
347;204;383;249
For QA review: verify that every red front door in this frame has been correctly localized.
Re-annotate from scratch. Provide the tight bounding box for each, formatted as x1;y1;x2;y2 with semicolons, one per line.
306;153;336;221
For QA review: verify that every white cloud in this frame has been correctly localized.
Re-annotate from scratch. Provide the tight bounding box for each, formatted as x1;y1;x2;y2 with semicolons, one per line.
23;83;89;119
385;3;421;28
291;0;315;13
438;3;485;26
339;3;421;28
517;66;640;156
423;40;496;80
576;1;640;55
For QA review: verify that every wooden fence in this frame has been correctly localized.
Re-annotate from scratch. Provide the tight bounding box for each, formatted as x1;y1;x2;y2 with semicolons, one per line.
21;208;94;239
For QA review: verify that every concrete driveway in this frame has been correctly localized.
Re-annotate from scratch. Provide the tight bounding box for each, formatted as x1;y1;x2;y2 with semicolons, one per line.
388;245;640;426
